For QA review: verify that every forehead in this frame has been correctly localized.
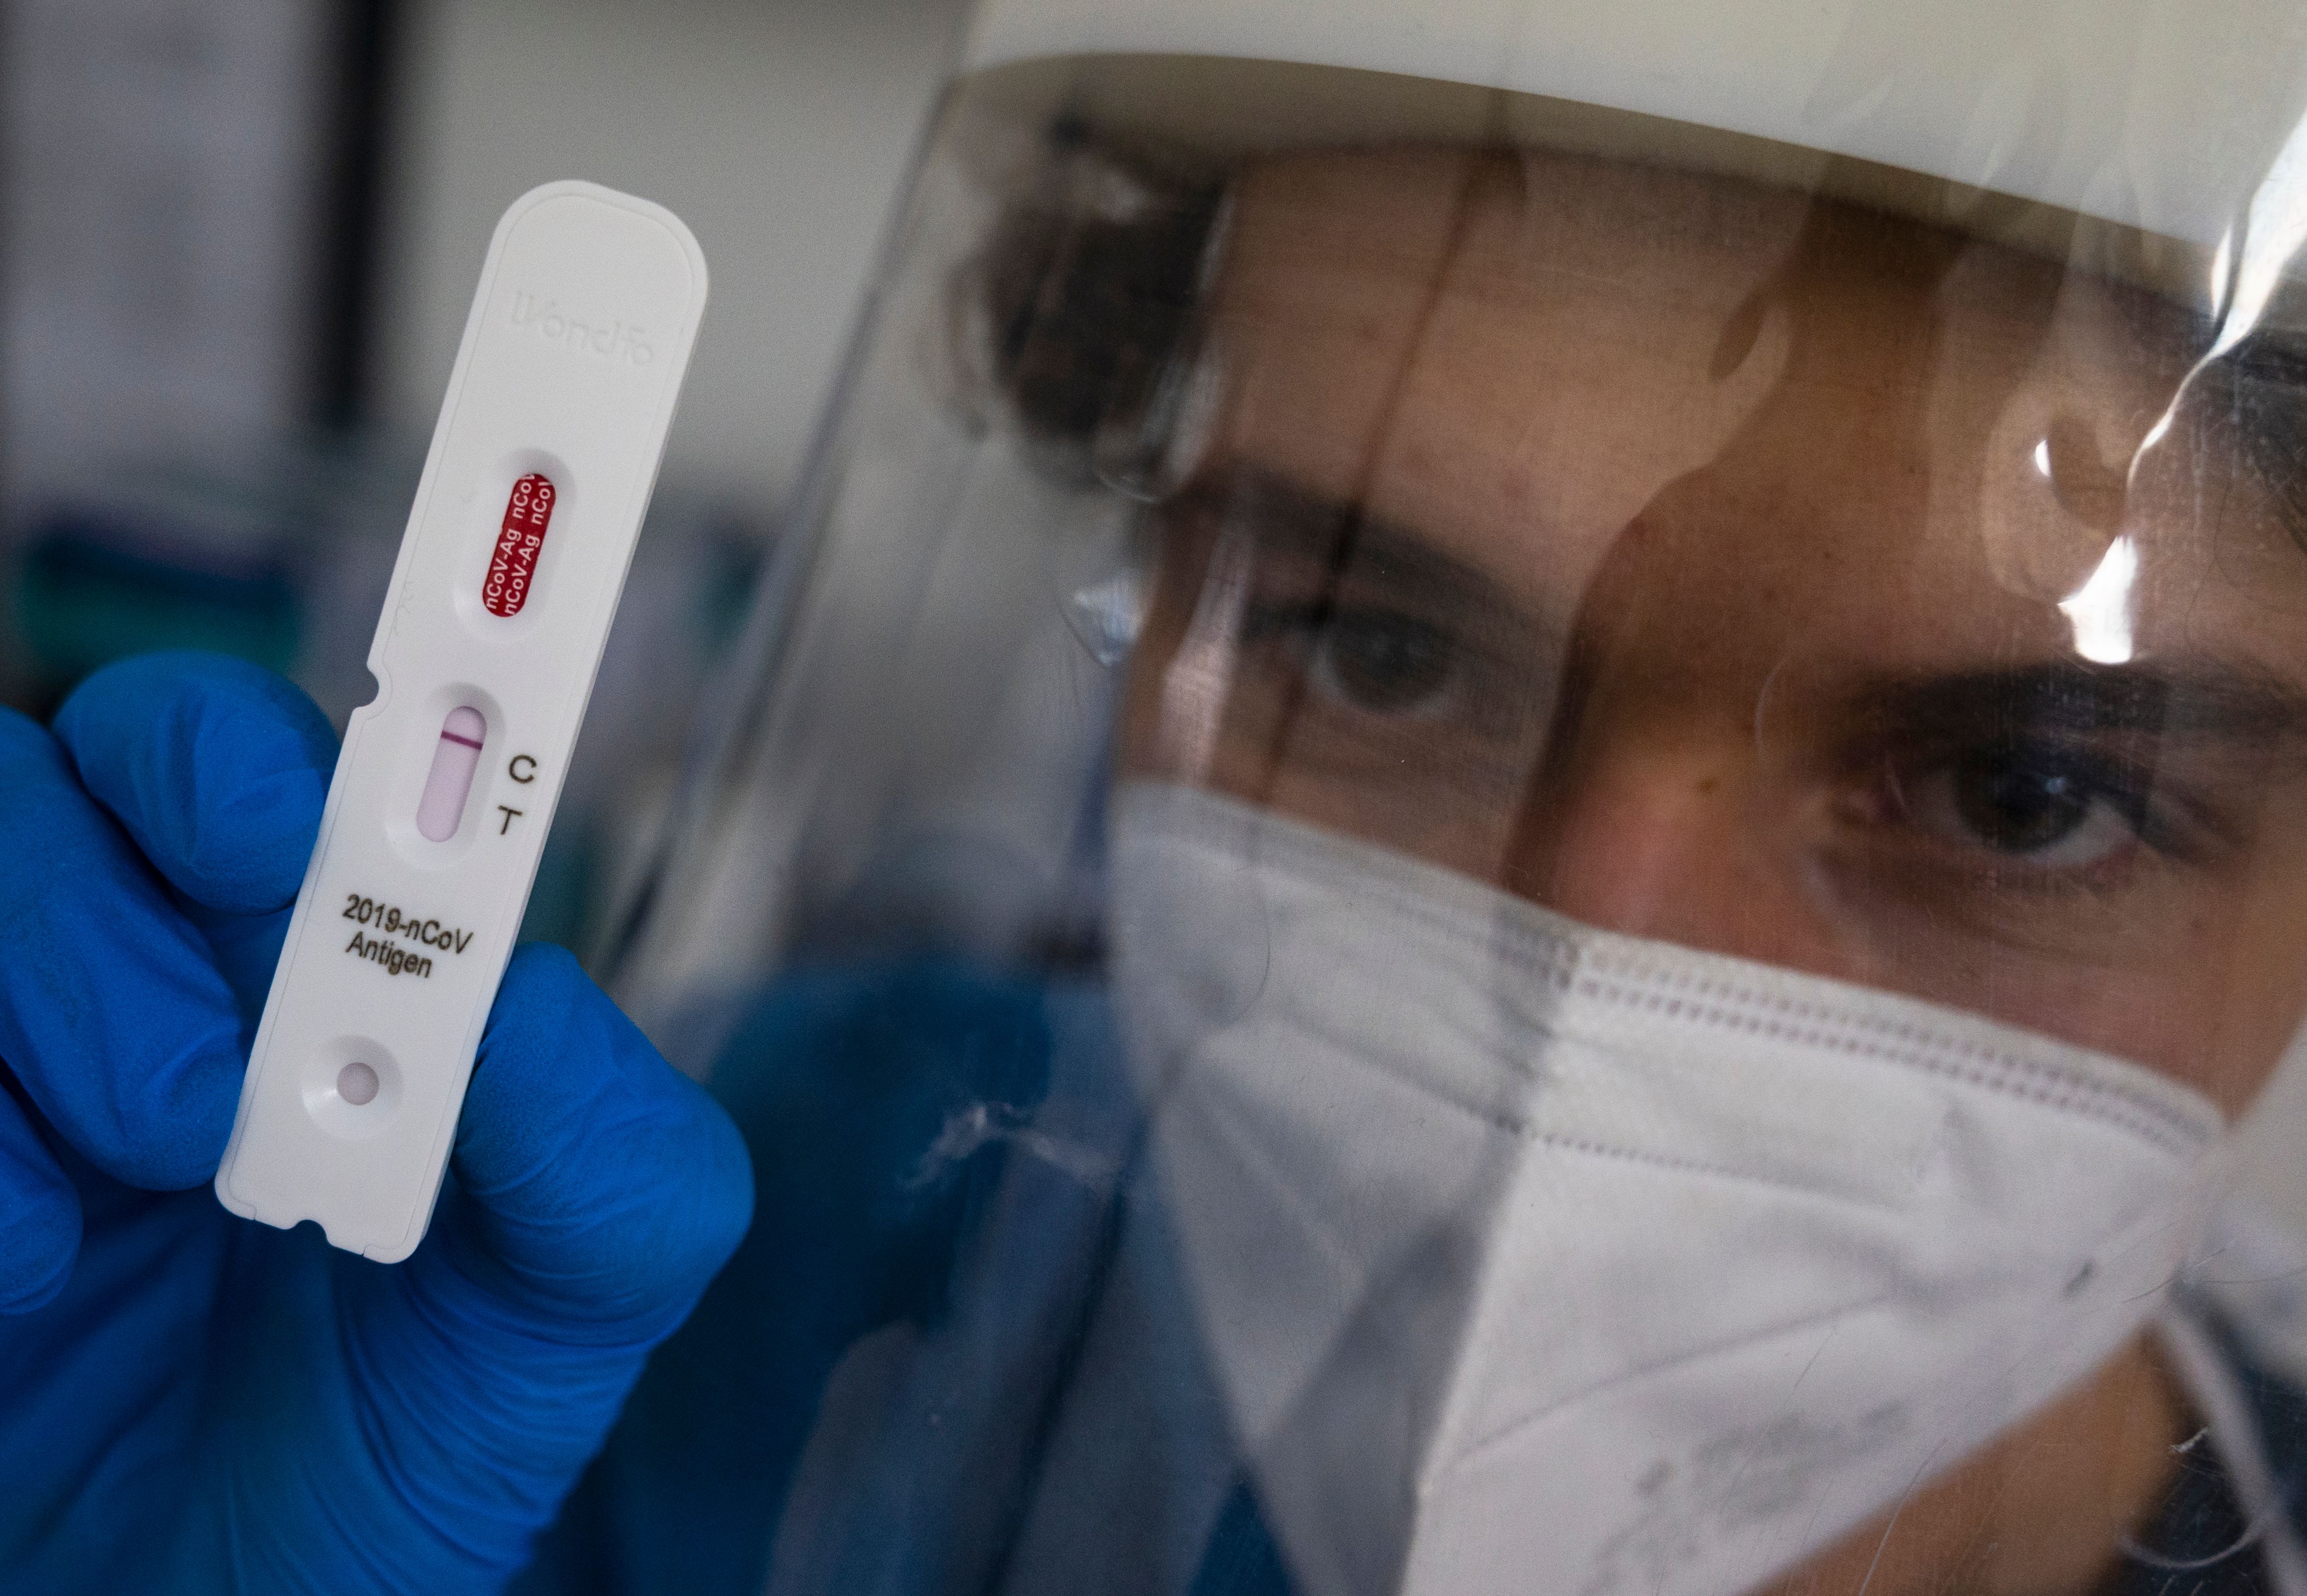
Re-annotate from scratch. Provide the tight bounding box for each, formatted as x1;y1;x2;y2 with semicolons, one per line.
1198;146;2307;668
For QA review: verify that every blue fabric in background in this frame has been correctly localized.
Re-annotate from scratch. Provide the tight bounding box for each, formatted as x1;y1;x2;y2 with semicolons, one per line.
517;962;1066;1594
516;960;1299;1596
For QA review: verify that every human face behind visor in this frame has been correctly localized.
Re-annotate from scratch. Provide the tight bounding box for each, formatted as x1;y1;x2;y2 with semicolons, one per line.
602;36;2307;1596
1119;145;2307;1117
1091;146;2307;1596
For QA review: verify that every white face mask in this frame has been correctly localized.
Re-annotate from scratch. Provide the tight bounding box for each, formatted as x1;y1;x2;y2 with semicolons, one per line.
1106;781;2225;1596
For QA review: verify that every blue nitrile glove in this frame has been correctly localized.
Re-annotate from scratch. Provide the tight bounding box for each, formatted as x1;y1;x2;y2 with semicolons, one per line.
0;650;754;1594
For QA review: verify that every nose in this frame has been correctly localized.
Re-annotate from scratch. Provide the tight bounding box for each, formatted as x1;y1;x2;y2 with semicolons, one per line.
1505;716;1837;978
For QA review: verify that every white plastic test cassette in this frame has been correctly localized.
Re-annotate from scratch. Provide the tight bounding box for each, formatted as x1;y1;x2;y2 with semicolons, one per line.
215;181;706;1261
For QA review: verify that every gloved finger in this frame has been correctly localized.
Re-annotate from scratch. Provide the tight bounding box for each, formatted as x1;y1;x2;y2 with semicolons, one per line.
422;946;754;1333
0;710;245;1189
52;650;335;917
0;1080;80;1313
313;952;749;1580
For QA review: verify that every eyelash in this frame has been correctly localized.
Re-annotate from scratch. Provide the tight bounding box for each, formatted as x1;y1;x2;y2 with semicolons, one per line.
1240;601;1467;719
1873;741;2195;888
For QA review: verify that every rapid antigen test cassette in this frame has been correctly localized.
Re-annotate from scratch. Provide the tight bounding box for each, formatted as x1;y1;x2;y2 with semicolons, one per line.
215;182;706;1261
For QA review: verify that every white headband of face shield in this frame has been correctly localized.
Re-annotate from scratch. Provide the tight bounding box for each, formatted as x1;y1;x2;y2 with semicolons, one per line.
1106;779;2228;1596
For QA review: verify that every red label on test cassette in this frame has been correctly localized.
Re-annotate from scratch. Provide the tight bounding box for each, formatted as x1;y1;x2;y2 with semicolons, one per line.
482;473;556;617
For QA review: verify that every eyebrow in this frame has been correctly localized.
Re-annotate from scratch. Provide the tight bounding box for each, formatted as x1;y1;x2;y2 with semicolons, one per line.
1161;464;1535;623
1168;463;2307;749
1858;660;2307;747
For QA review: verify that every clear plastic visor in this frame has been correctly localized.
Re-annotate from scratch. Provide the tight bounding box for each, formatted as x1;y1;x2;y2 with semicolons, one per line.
606;52;2307;1596
643;59;2307;1116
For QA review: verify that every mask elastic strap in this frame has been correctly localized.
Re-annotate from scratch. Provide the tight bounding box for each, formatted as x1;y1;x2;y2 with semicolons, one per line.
2144;1303;2307;1596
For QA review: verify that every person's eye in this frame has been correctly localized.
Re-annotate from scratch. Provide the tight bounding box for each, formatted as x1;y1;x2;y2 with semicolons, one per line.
1896;746;2151;871
1305;610;1460;718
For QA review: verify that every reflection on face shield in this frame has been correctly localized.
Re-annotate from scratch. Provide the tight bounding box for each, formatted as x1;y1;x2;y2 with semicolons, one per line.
604;68;2307;1596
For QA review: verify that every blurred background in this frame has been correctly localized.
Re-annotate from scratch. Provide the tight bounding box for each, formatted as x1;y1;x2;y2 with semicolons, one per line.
0;0;970;954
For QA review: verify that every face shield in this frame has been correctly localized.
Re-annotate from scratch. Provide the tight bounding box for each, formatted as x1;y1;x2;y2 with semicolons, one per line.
600;6;2307;1593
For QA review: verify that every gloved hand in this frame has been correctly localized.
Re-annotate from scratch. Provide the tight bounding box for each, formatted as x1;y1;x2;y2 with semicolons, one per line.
0;651;754;1594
